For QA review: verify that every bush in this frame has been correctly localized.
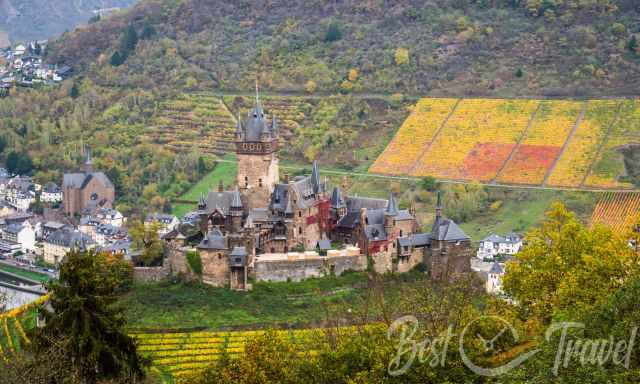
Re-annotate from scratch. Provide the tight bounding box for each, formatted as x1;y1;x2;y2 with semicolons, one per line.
324;22;342;42
394;47;409;65
305;80;317;94
186;251;203;276
419;176;438;191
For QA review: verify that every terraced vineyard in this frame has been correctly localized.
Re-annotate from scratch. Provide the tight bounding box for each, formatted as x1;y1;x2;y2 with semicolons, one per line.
144;94;237;156
372;97;640;190
591;192;640;232
132;328;341;382
0;295;47;361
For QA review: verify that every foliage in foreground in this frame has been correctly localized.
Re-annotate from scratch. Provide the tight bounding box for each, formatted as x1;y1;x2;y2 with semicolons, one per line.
0;250;147;384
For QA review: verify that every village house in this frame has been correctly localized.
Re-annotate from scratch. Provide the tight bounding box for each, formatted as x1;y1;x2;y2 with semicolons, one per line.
41;182;63;203
477;233;522;260
1;220;36;253
62;151;115;217
485;261;505;294
145;213;180;237
43;228;95;265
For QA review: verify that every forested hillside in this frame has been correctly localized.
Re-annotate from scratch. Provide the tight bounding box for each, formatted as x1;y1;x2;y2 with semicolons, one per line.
0;0;137;44
2;0;640;215
47;0;640;96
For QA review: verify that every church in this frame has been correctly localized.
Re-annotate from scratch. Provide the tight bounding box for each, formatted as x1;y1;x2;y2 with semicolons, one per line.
166;93;472;289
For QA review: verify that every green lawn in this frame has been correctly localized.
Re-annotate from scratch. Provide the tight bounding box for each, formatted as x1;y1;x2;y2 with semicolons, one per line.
172;154;238;218
0;264;51;283
119;270;424;330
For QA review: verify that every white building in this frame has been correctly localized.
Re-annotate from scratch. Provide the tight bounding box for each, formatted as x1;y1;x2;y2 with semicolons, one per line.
2;221;36;253
94;208;125;227
145;213;180;237
41;182;63;203
477;233;522;260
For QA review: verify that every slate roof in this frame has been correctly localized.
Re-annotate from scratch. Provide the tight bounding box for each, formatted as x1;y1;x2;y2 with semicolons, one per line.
43;182;60;193
146;213;177;224
345;197;387;212
63;172;113;190
4;223;24;235
316;238;331;250
229;246;247;267
239;98;277;142
330;187;345;209
431;218;470;242
336;211;360;229
489;262;504;274
46;229;94;249
481;233;521;244
197;228;226;250
398;233;431;247
204;190;235;215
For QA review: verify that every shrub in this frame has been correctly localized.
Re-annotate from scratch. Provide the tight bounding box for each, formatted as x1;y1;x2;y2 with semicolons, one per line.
347;68;359;82
394;48;409;65
340;80;353;93
186;251;203;276
324;22;342;42
419;176;438;191
305;80;317;94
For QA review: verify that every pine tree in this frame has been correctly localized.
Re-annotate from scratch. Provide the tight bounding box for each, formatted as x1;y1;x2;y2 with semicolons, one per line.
69;82;79;99
110;51;125;67
33;250;145;383
120;25;138;54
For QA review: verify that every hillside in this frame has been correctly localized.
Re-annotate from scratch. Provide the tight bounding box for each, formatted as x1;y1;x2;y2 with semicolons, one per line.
46;0;640;97
0;0;137;45
2;0;640;213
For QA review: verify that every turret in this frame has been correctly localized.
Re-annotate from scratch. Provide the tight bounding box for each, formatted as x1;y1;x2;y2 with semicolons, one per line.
384;192;398;231
330;186;346;221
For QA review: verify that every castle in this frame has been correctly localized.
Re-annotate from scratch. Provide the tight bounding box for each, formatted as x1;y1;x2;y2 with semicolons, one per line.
166;93;472;290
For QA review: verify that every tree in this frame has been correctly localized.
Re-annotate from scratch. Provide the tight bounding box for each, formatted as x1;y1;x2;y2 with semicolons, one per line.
324;22;342;42
515;67;524;78
305;80;317;94
33;250;144;383
6;151;33;175
394;47;410;65
120;25;138;54
69;82;80;99
503;202;640;322
419;176;438;191
140;21;156;40
628;35;638;54
129;220;164;266
110;51;125;67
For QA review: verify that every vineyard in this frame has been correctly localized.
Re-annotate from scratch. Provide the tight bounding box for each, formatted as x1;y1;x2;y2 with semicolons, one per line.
371;98;640;190
591;192;640;232
143;94;237;156
0;295;47;362
132;328;334;381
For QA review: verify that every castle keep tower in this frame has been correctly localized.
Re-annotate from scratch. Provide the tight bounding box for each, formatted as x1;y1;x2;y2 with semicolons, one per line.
235;88;279;210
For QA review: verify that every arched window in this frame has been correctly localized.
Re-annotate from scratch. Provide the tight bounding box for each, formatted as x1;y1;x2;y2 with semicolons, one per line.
400;230;403;237
259;178;263;187
244;176;249;187
298;211;302;218
218;253;222;259
298;227;302;235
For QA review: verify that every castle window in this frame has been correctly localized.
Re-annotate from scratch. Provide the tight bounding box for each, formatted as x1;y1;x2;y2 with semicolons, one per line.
218;253;222;259
298;227;302;235
400;230;403;237
365;218;369;225
270;247;275;253
259;178;263;187
298;211;301;218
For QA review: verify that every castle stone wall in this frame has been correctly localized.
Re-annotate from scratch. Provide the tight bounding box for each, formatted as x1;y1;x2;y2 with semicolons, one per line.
254;249;365;282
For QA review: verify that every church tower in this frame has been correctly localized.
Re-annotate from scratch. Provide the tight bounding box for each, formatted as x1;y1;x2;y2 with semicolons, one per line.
235;85;279;210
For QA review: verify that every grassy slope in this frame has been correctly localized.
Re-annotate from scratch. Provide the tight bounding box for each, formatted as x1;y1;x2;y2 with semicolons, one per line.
120;272;371;329
172;155;237;218
0;264;51;283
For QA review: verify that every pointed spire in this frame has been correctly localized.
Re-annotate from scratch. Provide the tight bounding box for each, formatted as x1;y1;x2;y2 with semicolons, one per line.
330;187;345;209
255;79;260;106
435;190;442;219
84;146;93;174
231;186;243;209
385;192;398;216
311;161;320;194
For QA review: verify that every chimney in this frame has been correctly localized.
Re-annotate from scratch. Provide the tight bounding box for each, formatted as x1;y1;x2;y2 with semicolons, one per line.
283;173;289;183
218;179;224;192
